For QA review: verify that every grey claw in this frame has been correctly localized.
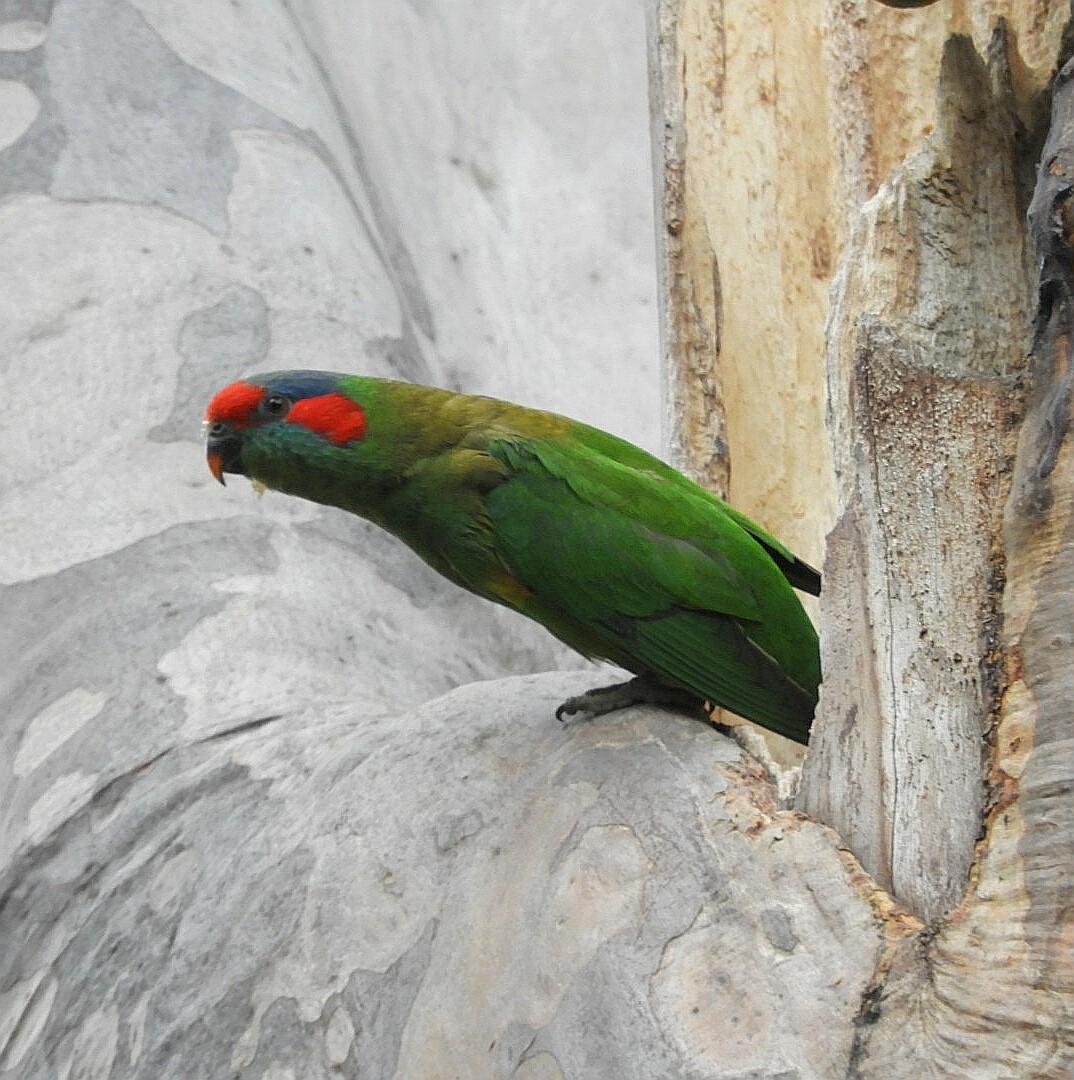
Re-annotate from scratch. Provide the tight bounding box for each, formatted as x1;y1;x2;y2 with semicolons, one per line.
555;697;582;724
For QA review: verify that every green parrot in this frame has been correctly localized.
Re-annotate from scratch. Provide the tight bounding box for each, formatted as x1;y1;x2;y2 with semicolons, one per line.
205;371;821;743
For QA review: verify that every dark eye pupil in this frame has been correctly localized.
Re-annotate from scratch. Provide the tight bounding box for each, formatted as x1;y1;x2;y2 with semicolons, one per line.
208;421;227;438
264;395;287;415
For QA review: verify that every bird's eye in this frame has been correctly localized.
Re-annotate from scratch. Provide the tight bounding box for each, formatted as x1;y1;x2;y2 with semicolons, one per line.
261;393;290;418
206;420;228;439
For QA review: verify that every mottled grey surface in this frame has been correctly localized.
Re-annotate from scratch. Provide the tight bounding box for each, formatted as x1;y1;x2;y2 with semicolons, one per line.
0;0;59;189
0;2;882;1077
150;286;271;443
0;0;280;225
0;521;275;869
1;675;882;1079
57;0;295;231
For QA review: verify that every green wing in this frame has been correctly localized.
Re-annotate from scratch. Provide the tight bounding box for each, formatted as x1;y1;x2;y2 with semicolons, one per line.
560;419;822;597
482;432;820;743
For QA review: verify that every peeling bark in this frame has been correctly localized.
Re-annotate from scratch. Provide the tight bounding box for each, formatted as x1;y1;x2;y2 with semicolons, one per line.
846;62;1074;1065
809;17;1074;1079
647;0;730;495
798;32;1033;921
652;0;1074;1073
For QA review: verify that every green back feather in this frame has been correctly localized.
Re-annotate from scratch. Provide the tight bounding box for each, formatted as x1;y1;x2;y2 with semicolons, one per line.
237;374;820;742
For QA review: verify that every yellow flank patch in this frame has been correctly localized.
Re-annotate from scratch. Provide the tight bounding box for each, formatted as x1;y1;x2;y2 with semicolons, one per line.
489;572;532;608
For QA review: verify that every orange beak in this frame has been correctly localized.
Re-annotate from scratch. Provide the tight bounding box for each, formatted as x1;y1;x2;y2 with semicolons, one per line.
207;448;226;485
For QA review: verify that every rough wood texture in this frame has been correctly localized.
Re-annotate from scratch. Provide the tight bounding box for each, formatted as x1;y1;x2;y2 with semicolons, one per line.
649;0;838;555
652;0;1067;568
847;51;1074;1076
651;1;1074;1072
648;0;731;495
651;0;1068;899
797;32;1032;920
649;1;1067;778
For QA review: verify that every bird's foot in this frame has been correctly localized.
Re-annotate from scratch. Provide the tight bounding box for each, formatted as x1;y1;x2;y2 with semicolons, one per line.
555;676;706;724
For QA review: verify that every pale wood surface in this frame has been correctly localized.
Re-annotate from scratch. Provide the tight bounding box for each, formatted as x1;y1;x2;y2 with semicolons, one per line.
798;32;1031;921
652;0;1074;1074
850;51;1074;1076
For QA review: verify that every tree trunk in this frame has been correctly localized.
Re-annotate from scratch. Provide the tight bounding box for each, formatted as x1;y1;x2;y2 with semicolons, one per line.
3;1;1074;1078
653;0;1074;1072
798;30;1032;922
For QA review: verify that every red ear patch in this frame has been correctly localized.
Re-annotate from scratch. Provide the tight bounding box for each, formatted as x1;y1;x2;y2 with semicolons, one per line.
205;381;264;426
287;392;367;444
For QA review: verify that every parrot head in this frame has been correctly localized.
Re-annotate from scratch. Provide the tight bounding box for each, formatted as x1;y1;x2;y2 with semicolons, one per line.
204;371;367;485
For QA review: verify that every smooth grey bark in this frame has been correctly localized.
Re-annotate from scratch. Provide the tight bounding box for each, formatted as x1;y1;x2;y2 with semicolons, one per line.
0;2;697;1077
1;673;885;1079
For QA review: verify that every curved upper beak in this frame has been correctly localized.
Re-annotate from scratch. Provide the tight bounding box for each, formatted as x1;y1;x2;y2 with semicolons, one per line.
205;430;244;486
207;447;226;485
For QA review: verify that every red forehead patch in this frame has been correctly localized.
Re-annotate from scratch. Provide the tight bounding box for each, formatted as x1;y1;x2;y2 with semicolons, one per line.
205;381;264;426
288;392;366;444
